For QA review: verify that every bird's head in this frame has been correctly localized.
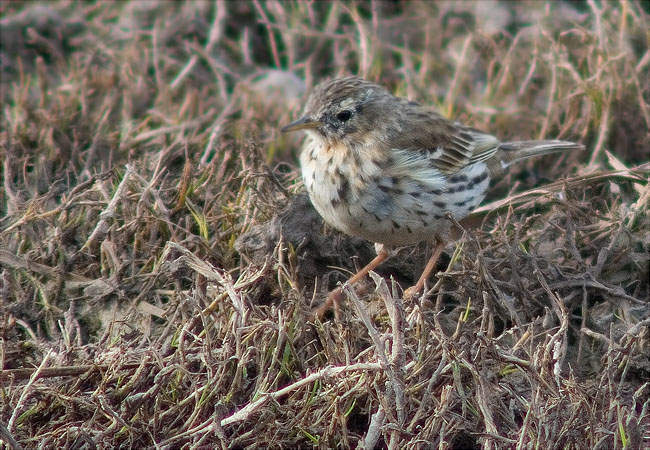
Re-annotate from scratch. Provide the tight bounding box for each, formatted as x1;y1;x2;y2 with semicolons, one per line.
282;76;393;146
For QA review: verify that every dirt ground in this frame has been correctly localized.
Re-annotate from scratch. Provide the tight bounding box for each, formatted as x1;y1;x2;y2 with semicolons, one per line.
1;1;648;448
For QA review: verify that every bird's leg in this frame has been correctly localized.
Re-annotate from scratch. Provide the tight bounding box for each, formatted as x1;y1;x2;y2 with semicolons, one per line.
403;239;445;299
314;245;390;319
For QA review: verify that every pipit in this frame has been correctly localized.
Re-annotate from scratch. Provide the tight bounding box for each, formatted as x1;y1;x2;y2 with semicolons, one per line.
282;76;583;315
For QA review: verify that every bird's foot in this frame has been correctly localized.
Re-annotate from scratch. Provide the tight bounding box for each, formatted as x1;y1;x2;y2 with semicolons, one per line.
403;284;423;300
313;287;343;320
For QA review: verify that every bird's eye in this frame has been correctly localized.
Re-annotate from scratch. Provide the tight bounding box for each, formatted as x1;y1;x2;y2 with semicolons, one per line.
336;110;352;122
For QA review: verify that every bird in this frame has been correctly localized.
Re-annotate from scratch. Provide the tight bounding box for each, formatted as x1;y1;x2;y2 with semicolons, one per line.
281;76;583;315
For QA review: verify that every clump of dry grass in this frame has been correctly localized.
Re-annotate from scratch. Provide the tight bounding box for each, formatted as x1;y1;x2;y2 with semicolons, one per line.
1;1;648;448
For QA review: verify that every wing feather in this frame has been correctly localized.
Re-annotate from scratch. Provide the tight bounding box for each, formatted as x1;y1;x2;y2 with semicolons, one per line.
391;104;500;174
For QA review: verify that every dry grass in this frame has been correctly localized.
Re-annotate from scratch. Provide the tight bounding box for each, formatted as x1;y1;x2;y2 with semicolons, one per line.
1;1;649;448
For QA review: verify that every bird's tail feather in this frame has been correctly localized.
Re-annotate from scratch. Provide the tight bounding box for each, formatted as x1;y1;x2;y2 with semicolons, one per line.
497;140;584;169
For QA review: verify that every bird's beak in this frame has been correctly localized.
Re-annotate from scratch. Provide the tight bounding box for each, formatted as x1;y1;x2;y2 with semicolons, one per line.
281;116;322;133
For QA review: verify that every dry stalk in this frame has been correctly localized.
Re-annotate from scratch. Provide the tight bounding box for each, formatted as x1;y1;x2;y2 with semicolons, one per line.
80;164;135;253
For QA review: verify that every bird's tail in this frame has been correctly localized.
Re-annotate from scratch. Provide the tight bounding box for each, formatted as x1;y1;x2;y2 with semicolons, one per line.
496;140;584;169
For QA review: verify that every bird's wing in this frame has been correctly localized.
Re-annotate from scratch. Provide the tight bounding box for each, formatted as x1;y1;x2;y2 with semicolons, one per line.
392;106;500;174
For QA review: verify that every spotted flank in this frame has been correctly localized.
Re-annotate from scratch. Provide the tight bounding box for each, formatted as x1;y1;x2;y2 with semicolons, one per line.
300;132;491;246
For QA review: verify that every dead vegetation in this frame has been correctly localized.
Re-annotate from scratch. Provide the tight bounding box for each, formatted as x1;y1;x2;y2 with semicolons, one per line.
0;1;648;448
